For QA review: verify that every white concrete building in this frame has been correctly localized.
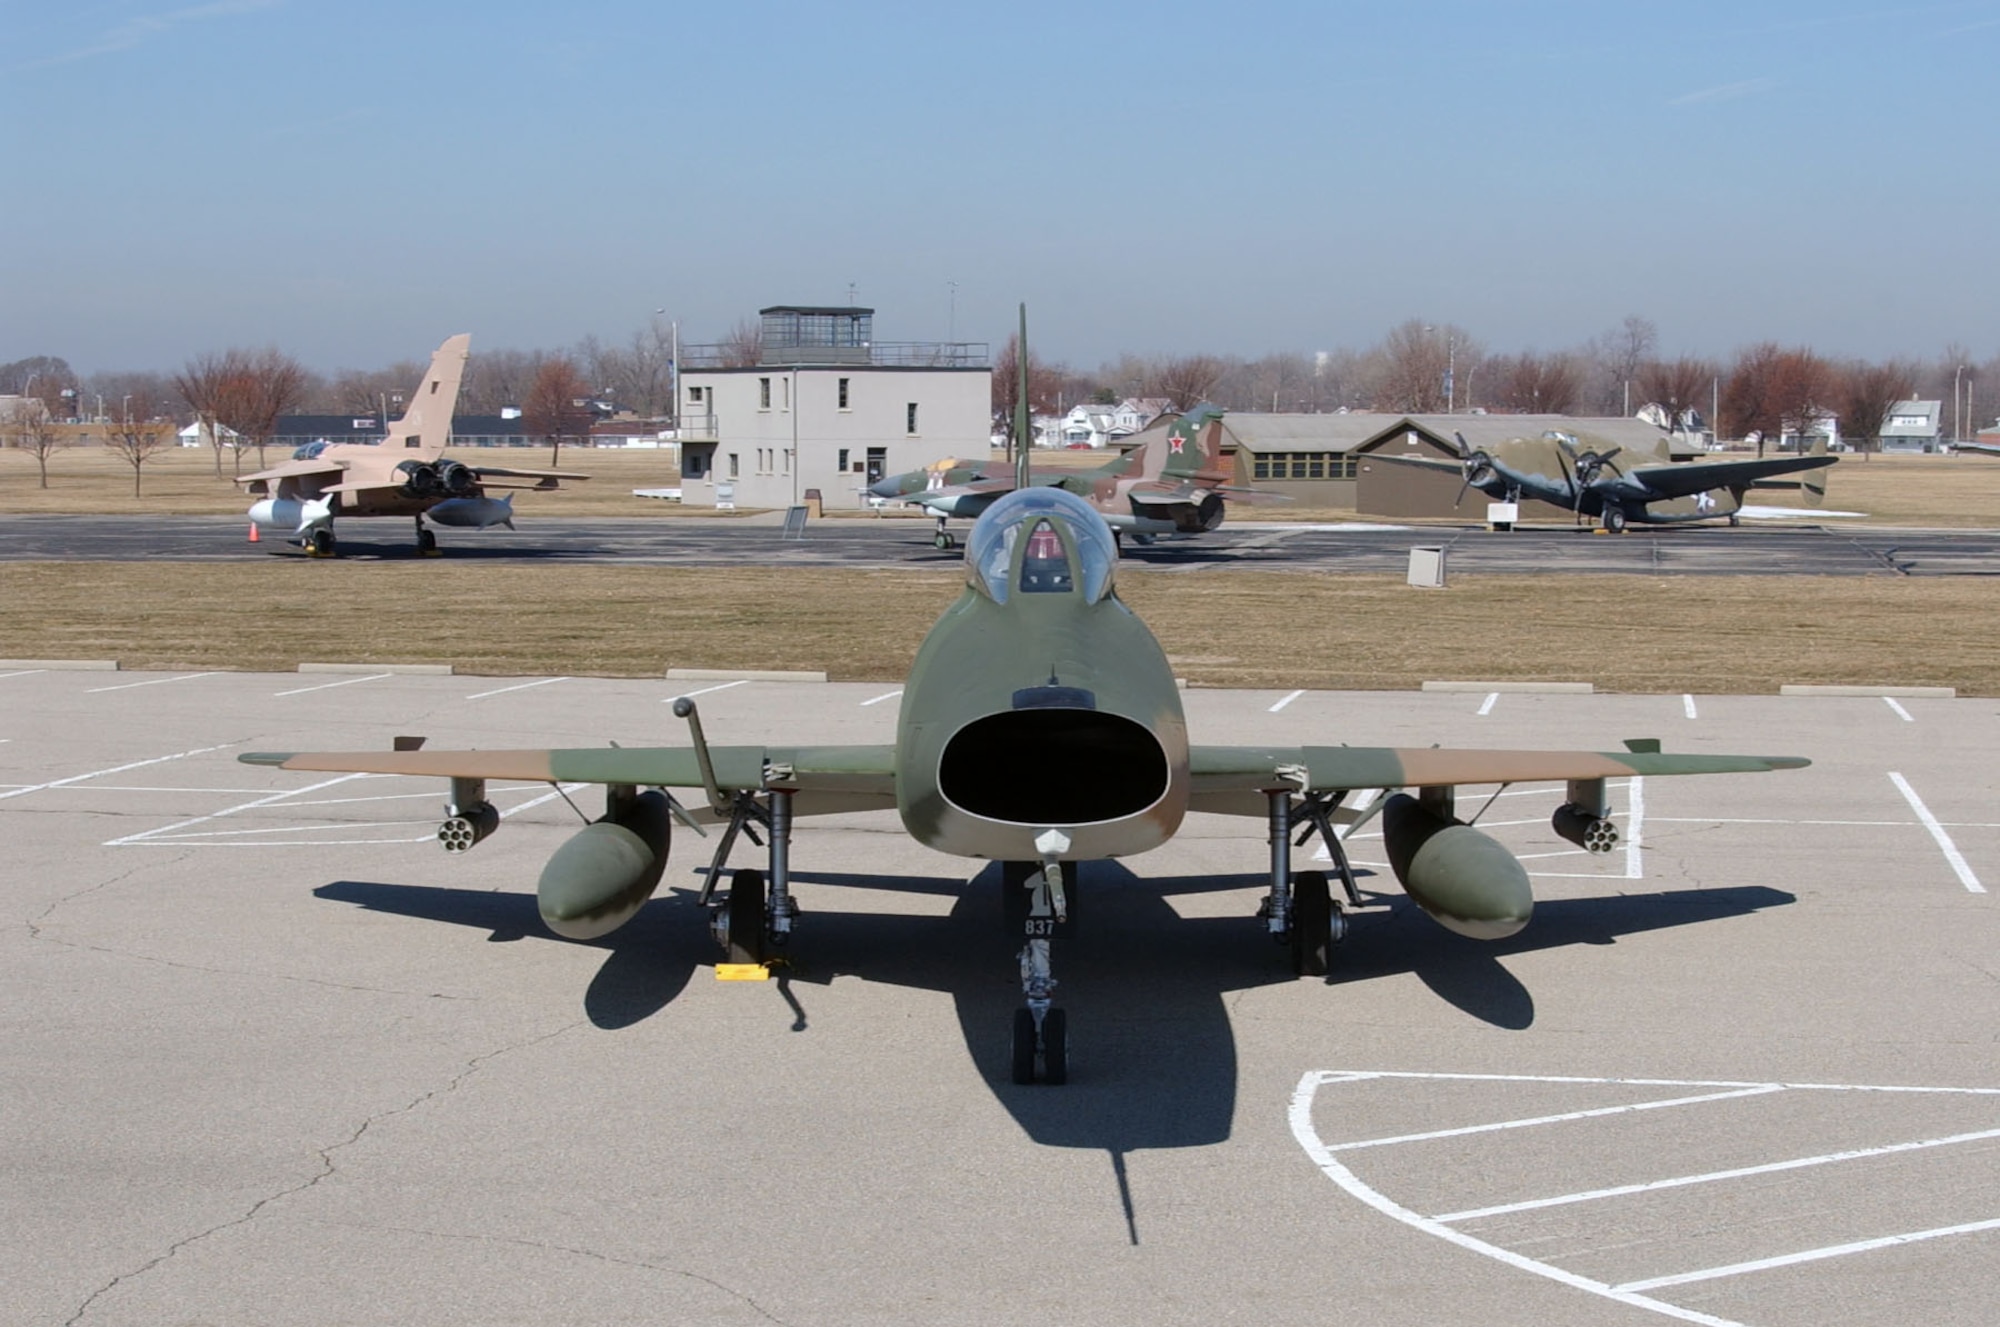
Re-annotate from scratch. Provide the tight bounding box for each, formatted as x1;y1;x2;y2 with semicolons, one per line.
677;306;990;509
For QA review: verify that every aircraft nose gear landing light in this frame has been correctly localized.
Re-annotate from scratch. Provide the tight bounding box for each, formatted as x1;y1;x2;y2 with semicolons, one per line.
1009;830;1071;1085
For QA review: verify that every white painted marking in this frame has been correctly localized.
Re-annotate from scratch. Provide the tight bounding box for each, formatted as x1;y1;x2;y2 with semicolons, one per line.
1682;694;1697;719
274;673;391;697
861;689;904;707
1889;771;1985;893
466;676;570;700
1884;696;1914;722
1476;692;1499;717
0;669;47;680
1615;1217;2000;1292
1269;689;1305;713
0;745;232;802
1290;1073;1747;1327
1437;1124;2000;1222
1325;1083;1782;1153
666;679;749;702
105;772;371;846
498;783;589;817
84;672;222;694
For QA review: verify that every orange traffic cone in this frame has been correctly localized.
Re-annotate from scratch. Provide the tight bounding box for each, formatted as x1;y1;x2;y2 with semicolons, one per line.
248;522;260;543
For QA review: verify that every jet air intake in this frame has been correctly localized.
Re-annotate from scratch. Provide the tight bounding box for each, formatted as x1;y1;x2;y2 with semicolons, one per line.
1379;793;1533;939
535;789;672;940
939;708;1168;826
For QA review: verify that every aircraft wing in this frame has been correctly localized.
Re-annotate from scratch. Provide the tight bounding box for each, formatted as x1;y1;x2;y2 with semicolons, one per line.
1125;480;1291;507
472;466;589;482
241;744;898;815
1623;454;1833;502
1954;443;2000;458
1186;744;1806;816
235;458;346;486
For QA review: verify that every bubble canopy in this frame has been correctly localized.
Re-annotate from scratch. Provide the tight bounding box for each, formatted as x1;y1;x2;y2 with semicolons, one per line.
964;487;1119;606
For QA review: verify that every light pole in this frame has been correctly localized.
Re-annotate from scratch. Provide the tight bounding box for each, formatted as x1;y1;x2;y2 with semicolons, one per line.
1955;365;1969;444
655;308;679;426
122;394;132;424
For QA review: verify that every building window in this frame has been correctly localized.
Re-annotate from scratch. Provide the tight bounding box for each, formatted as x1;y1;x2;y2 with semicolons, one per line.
759;378;771;409
838;377;850;409
728;452;739;478
906;403;918;435
837;448;849;472
1253;451;1355;480
781;377;790;410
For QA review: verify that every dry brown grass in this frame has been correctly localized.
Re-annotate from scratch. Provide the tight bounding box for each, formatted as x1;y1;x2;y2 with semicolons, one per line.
4;561;1996;694
9;443;2000;527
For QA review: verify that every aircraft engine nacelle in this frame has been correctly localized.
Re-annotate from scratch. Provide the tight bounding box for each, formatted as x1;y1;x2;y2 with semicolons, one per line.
535;790;672;940
1551;802;1619;854
1379;792;1533;939
438;802;499;853
437;460;477;496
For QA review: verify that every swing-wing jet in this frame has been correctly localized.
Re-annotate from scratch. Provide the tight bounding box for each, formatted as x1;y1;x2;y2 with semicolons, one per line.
242;484;1807;1084
237;334;586;556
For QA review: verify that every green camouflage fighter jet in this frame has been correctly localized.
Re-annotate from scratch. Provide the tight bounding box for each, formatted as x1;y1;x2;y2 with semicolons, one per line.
243;485;1807;1085
869;404;1284;550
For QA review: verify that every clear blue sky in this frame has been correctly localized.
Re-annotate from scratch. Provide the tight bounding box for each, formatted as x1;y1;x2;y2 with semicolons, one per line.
4;0;1995;374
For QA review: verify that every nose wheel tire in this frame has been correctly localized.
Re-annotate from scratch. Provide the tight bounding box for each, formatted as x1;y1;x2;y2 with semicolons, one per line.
1011;1007;1068;1085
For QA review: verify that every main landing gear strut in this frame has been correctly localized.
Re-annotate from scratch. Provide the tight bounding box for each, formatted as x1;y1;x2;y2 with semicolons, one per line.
1257;788;1377;977
673;697;798;970
932;516;958;551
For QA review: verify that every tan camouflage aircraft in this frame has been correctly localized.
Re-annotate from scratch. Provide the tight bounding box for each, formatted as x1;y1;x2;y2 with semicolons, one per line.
244;482;1808;1085
238;334;584;557
869;403;1284;549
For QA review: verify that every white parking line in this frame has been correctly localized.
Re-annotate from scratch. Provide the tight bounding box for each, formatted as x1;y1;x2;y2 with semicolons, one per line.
1269;689;1305;713
1324;1083;1782;1153
1889;771;1985;893
1624;776;1645;879
1437;1124;2000;1222
85;672;222;694
1476;692;1499;717
1682;694;1697;719
466;676;569;700
275;673;391;697
1615;1217;2000;1292
666;679;749;702
1884;696;1914;722
106;772;371;846
861;689;904;707
0;670;46;680
0;745;232;802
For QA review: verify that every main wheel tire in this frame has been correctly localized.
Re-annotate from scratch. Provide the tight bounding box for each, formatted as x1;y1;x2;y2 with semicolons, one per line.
1604;508;1627;534
1041;1008;1068;1085
312;529;336;557
1291;870;1333;977
417;528;437;554
725;867;766;965
1010;1008;1037;1085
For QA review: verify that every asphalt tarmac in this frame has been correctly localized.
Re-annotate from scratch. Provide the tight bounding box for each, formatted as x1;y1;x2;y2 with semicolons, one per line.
7;512;2000;575
5;670;1996;1326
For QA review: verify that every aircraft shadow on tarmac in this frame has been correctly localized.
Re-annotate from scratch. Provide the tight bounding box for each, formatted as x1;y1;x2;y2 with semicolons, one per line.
313;871;1793;1114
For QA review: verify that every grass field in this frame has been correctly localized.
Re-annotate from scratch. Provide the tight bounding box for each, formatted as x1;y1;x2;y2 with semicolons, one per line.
4;561;1997;694
6;443;1998;695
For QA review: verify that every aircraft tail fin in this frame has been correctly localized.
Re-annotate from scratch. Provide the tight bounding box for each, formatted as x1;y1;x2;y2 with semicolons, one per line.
1160;403;1232;484
384;334;471;460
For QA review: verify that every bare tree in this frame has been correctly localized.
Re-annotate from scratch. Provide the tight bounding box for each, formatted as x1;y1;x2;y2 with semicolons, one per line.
103;388;174;497
522;357;594;466
1832;359;1917;457
716;318;764;369
1635;356;1718;435
991;334;1065;449
236;348;310;467
1720;342;1784;453
1370;320;1470;413
326;361;425;415
173;347;308;472
6;402;71;487
461;348;542;415
1150;355;1230;411
1769;349;1832;451
173;351;238;476
1489;351;1580;414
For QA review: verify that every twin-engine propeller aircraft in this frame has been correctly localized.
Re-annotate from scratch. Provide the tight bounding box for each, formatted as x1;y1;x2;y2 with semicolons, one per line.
244;484;1808;1085
868;404;1283;550
1378;428;1836;532
237;334;585;557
